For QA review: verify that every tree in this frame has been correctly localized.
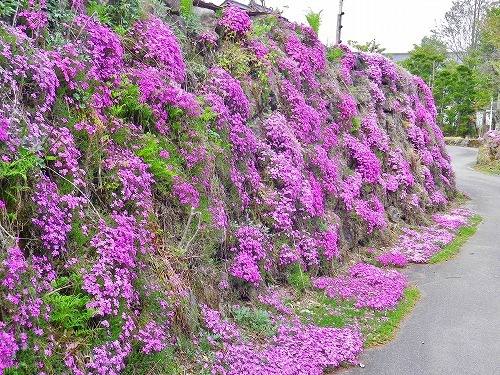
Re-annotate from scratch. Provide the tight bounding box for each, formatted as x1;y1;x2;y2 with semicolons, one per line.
347;39;386;53
432;0;492;62
400;37;448;88
478;7;500;124
433;63;486;136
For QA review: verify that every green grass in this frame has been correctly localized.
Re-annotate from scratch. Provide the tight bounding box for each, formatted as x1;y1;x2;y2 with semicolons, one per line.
363;286;420;347
299;286;421;348
428;215;483;264
473;160;500;175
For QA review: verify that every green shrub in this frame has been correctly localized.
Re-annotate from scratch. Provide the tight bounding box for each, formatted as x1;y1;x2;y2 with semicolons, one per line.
231;305;276;337
43;274;96;333
0;148;43;205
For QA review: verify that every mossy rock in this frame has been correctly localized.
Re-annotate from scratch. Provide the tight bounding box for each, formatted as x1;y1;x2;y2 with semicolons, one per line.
477;145;493;165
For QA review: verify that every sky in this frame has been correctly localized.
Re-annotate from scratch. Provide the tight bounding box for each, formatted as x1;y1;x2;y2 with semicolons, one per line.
213;0;456;53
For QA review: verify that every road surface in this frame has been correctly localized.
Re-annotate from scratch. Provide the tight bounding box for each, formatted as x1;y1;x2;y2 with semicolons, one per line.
342;146;500;375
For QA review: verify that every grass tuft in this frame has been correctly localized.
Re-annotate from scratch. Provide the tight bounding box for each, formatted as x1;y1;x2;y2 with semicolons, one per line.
473;160;500;175
363;286;420;347
428;215;483;264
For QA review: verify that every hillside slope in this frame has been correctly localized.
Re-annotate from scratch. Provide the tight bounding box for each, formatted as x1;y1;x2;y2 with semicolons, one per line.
0;3;456;374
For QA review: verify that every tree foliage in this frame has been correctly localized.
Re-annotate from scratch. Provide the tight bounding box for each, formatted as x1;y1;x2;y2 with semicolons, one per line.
432;0;492;62
347;39;386;53
404;2;499;136
478;7;500;114
401;37;448;87
433;64;482;136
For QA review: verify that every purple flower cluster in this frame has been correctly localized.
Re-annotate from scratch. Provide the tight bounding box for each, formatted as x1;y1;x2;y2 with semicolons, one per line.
229;225;270;286
375;208;472;265
258;287;292;315
18;0;47;35
198;32;219;47
376;251;408;267
218;5;253;34
433;208;473;231
343;134;381;183
200;305;363;375
354;195;387;233
75;15;124;83
0;322;18;372
313;263;408;310
32;175;86;256
388;225;451;263
131;15;185;83
285;33;325;86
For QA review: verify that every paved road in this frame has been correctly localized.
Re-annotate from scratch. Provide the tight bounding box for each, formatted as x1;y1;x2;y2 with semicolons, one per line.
342;146;500;375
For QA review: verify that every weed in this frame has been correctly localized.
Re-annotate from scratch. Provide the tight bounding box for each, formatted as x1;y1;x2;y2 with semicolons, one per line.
109;81;154;128
43;274;96;333
231;305;277;337
123;345;184;375
180;0;193;18
287;263;312;293
217;41;253;79
250;16;279;39
327;46;343;63
0;147;43;204
305;9;322;36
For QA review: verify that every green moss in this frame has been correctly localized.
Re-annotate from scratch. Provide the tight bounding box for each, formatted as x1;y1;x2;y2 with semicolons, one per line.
428;215;483;263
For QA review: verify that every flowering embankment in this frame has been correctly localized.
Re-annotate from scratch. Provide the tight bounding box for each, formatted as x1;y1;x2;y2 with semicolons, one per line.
313;263;408;310
0;2;464;373
375;208;474;264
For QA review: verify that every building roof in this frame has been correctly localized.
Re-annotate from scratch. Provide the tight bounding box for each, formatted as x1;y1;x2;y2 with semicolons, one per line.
220;0;272;13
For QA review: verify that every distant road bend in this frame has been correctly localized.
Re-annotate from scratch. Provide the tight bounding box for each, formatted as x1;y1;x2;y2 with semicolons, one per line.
343;146;500;375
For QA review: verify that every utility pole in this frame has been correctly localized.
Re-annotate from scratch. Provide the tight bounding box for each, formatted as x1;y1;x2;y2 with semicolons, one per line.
336;0;344;44
486;96;495;131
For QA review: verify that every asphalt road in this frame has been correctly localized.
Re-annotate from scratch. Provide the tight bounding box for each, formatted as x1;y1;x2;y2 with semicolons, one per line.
342;146;500;375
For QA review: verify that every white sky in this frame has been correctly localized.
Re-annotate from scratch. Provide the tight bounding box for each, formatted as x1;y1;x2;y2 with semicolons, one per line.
212;0;456;52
